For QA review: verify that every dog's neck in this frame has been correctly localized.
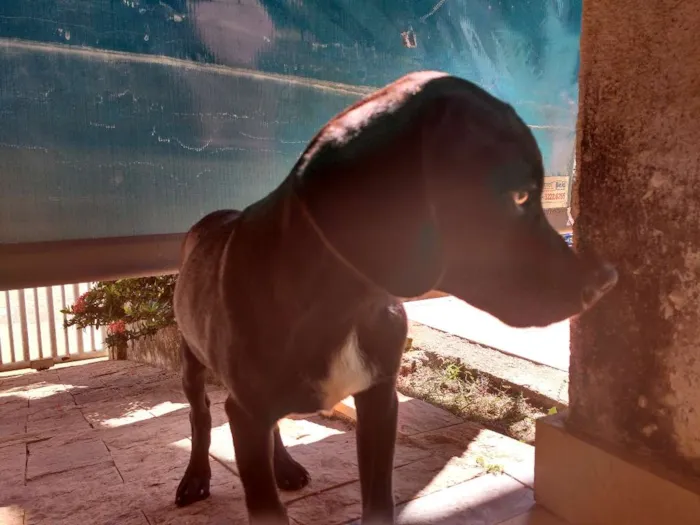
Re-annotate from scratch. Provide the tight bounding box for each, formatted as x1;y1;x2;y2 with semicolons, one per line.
233;179;390;322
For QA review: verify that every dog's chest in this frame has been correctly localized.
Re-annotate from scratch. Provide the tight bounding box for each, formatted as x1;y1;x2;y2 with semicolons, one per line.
318;329;374;411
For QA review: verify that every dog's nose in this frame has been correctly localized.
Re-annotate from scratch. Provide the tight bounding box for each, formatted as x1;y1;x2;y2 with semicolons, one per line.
581;262;618;309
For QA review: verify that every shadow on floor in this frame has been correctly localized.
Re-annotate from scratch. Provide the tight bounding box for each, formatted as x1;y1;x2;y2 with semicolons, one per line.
0;359;536;525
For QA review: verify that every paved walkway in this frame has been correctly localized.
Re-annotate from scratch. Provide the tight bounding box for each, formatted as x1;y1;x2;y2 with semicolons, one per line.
404;297;570;372
1;358;564;525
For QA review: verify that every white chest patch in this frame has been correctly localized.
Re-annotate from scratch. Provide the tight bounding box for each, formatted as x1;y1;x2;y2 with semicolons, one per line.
319;329;374;410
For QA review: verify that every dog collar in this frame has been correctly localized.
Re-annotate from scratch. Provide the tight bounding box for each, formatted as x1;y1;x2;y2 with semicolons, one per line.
291;188;386;294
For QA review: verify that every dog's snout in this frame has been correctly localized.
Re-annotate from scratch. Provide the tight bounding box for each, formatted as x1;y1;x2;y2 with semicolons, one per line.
581;262;618;309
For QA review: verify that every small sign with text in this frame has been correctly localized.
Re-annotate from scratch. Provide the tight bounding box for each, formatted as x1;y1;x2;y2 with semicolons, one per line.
542;176;570;209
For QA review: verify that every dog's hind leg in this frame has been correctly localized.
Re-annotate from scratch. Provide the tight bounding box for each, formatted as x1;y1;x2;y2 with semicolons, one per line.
273;423;310;491
175;338;212;507
225;397;289;524
355;379;399;524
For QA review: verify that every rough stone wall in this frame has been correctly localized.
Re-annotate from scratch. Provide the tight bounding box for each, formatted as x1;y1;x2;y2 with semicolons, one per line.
128;325;222;386
128;324;182;373
570;0;700;474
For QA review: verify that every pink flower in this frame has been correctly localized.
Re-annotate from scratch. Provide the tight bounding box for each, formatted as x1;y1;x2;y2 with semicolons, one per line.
72;293;89;314
108;320;126;335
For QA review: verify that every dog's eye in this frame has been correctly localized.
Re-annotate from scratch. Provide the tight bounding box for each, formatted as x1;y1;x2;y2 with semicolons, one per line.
512;191;529;206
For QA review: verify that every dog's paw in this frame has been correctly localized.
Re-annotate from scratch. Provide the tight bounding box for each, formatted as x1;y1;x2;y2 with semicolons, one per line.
274;455;311;491
175;465;211;507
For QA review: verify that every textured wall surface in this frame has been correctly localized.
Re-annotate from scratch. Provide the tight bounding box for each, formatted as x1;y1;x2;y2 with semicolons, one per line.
570;0;700;474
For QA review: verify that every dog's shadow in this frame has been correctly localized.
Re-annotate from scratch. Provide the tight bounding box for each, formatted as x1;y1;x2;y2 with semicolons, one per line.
271;406;531;524
0;364;529;524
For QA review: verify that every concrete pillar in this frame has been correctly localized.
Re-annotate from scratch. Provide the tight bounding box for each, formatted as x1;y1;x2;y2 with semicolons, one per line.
535;1;700;523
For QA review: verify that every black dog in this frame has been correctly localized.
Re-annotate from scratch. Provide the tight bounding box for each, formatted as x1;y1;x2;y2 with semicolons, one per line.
172;71;617;524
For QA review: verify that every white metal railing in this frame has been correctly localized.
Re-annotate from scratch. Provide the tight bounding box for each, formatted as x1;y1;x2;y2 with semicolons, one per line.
0;282;107;372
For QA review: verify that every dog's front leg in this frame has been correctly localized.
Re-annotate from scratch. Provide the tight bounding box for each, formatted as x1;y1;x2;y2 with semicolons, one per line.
355;379;399;525
225;397;289;525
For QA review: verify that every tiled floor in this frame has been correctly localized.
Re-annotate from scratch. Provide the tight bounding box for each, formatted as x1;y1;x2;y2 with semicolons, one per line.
404;297;570;372
0;358;566;525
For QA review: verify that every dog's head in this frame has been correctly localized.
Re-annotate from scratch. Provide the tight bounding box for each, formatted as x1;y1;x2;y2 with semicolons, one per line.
293;71;617;328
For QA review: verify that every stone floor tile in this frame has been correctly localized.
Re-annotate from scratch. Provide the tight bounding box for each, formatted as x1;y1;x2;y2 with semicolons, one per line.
143;484;249;525
24;484;153;525
395;474;534;525
110;437;194;487
392;454;484;502
0;411;26;439
0;398;30;416
80;397;157;429
0;505;24;525
101;411;194;451
209;415;348;461
210;423;362;501
27;406;91;434
408;422;535;487
54;358;131;383
72;385;125;406
208;424;237;472
25;381;68;399
287;480;364;525
27;392;76;415
147;398;189;418
111;436;238;494
496;506;568;525
27;438;112;480
25;460;124;499
0;394;28;414
407;420;484;457
211;415;431;503
0;371;35;389
333;394;463;437
23;423;96;451
280;433;365;503
0;443;26;486
110;375;178;399
394;435;436;467
396;394;465;436
277;415;351;445
2;360;540;525
502;452;535;488
288;455;485;525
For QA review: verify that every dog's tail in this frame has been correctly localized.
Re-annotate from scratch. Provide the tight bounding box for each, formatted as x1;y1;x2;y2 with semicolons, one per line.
180;209;241;266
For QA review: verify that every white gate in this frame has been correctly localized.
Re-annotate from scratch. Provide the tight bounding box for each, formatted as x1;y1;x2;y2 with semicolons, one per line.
0;282;107;372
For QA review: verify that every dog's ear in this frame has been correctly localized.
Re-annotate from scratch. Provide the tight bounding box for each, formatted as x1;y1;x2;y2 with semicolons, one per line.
293;103;445;298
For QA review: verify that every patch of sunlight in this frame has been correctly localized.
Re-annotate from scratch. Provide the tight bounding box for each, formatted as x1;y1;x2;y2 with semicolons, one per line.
148;400;189;417
54;356;109;369
101;408;155;428
0;382;87;400
205;417;349;466
278;417;346;446
0;505;24;524
415;455;485;499
170;437;193;450
100;400;189;427
463;428;528;467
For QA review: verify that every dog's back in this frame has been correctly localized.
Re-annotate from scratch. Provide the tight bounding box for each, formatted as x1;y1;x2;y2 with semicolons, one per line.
180;209;241;264
174;209;242;368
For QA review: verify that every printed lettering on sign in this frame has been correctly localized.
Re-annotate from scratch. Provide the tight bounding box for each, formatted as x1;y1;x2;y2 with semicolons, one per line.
541;176;570;209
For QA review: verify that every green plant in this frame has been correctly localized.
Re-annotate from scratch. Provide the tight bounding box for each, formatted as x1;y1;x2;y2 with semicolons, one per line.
444;363;463;381
62;275;177;354
475;456;504;475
